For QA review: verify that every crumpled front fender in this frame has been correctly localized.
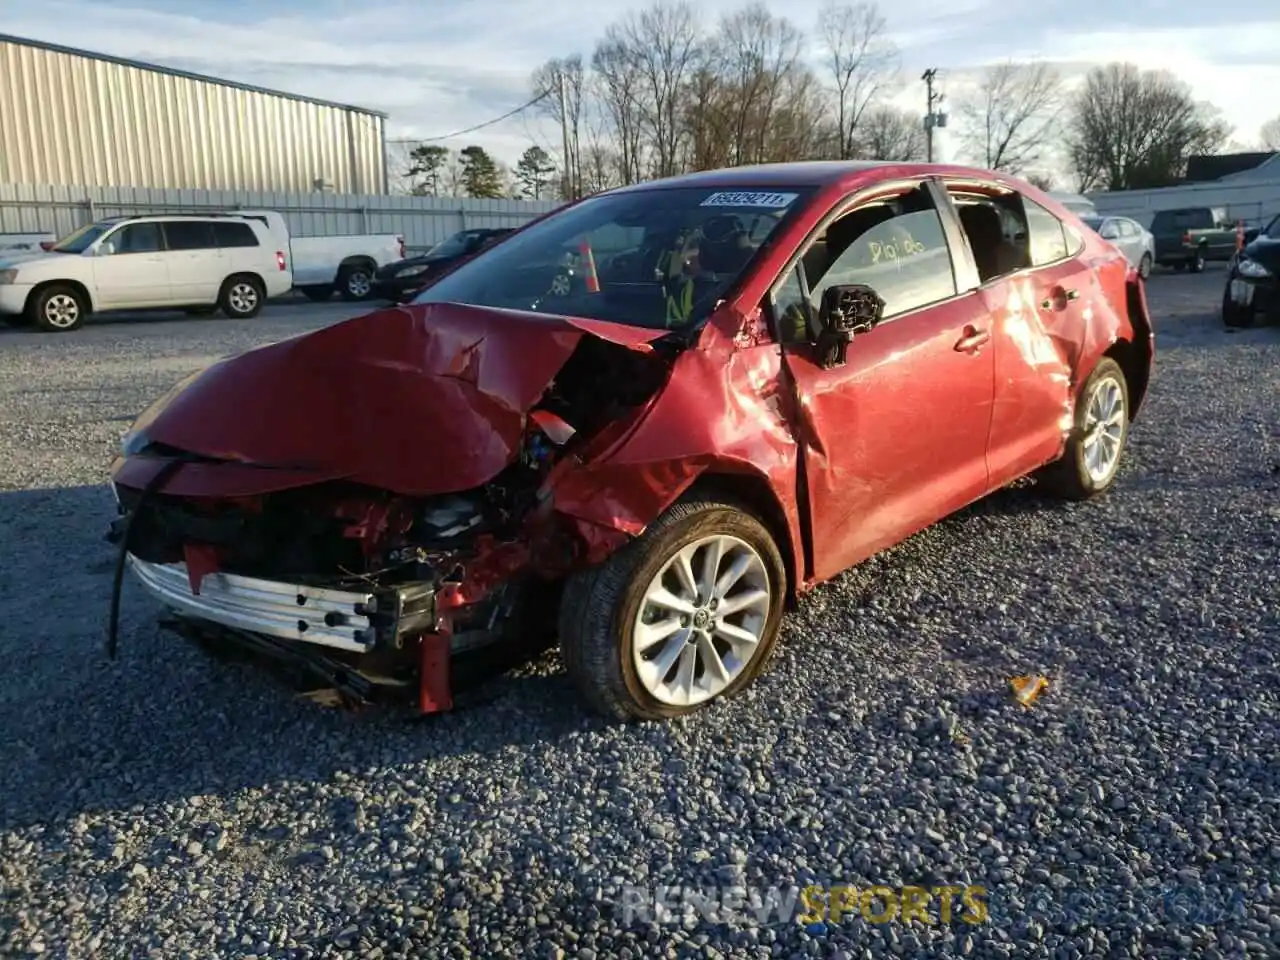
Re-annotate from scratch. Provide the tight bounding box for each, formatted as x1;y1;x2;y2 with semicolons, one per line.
539;314;806;587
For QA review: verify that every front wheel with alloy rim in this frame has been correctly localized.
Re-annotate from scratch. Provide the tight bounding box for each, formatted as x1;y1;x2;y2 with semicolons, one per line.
338;264;374;301
218;276;265;319
1037;357;1130;500
28;284;88;332
559;498;787;721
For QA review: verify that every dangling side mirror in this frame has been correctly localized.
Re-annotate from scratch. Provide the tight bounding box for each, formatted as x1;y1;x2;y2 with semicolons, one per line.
815;284;885;369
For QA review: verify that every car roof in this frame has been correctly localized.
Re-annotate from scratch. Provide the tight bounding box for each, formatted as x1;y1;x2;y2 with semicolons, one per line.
605;160;1022;193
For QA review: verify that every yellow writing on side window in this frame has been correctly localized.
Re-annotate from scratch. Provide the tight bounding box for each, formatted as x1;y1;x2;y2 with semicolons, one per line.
868;233;928;266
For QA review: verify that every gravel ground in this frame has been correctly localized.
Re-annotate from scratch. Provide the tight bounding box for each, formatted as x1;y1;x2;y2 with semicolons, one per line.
1;273;1277;959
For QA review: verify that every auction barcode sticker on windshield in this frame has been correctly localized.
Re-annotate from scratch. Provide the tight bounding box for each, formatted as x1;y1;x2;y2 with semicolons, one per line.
700;191;799;208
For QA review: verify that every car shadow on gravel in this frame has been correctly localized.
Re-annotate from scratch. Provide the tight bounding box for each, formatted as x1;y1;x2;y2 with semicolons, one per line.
0;483;598;832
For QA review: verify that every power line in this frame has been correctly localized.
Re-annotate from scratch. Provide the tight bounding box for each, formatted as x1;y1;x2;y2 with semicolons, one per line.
387;90;553;145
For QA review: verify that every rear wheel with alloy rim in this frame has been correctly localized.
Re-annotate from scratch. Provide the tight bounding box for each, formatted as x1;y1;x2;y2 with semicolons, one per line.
218;276;265;318
559;498;786;721
1037;357;1130;500
29;285;88;332
338;264;374;301
1138;253;1152;279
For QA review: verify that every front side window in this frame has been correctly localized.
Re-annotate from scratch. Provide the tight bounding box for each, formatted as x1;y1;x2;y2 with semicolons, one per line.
770;265;809;343
812;204;957;319
1023;197;1069;266
414;186;812;330
105;223;163;255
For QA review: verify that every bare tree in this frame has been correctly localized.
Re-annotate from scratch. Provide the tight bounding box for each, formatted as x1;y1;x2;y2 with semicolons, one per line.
618;1;703;178
531;56;586;199
591;34;646;184
816;1;898;160
856;106;927;161
716;6;809;165
957;61;1063;172
1066;63;1231;191
1024;171;1055;191
1260;115;1280;152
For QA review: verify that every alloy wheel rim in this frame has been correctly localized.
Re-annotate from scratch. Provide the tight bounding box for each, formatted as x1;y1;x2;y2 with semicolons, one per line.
349;272;371;296
631;534;771;707
44;294;79;328
1082;376;1125;483
229;283;258;314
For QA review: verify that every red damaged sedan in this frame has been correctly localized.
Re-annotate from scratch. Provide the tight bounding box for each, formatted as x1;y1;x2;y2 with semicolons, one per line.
106;162;1153;720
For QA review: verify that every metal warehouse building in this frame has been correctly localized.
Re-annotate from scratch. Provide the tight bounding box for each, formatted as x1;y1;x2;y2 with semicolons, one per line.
0;33;388;194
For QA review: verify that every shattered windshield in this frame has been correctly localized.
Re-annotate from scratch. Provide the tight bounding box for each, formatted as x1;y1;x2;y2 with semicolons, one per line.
413;186;813;329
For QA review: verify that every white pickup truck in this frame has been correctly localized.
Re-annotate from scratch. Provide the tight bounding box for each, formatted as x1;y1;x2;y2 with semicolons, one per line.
232;210;404;302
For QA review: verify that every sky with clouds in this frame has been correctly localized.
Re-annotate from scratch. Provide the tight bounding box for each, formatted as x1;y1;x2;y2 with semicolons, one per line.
3;0;1279;181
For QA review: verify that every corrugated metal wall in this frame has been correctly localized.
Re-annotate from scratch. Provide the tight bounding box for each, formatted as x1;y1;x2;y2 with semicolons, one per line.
0;183;561;254
0;35;388;194
1091;177;1280;230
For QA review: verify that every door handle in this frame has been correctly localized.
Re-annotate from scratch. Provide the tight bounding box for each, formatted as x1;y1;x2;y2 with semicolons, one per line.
1040;287;1079;310
954;326;990;352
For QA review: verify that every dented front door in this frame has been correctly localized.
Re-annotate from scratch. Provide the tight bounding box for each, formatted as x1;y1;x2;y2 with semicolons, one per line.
784;291;995;584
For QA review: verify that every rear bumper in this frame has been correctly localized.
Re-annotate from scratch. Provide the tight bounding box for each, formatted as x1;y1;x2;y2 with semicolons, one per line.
126;554;436;655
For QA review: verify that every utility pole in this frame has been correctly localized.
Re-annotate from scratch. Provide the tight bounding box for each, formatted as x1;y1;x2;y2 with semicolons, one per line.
922;68;938;163
921;69;949;163
557;69;573;201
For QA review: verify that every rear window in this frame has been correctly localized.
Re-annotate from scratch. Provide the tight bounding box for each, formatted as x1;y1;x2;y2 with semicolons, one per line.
1152;209;1212;230
214;221;260;247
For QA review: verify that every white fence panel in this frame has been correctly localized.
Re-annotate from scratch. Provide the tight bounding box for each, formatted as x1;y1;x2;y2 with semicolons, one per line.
0;184;562;254
1090;179;1280;231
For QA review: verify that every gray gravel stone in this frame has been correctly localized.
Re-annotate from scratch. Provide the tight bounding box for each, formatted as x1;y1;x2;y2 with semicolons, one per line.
0;275;1277;958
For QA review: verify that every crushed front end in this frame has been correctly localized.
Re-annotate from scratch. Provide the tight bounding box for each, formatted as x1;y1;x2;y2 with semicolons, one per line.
105;302;679;713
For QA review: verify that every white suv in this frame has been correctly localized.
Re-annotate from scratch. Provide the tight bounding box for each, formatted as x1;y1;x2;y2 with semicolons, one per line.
0;214;293;332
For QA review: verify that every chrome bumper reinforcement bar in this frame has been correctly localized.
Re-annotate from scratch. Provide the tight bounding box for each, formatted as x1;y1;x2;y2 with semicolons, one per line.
127;556;378;653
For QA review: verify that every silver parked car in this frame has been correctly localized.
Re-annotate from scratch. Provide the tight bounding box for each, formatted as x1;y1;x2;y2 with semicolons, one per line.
1081;215;1154;279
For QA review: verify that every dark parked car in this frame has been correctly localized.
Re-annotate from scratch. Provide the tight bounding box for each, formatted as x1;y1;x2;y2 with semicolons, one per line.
106;161;1152;722
1222;213;1280;327
371;228;514;302
1151;206;1238;272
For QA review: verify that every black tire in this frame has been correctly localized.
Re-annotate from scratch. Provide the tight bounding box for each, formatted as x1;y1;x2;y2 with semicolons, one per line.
337;264;375;302
1037;357;1130;501
558;497;787;721
1190;249;1206;273
217;275;265;319
1138;253;1152;279
27;284;88;332
1222;283;1256;329
301;285;334;303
